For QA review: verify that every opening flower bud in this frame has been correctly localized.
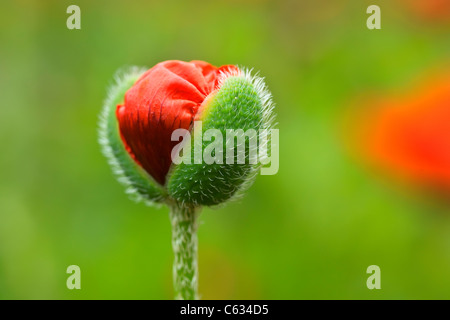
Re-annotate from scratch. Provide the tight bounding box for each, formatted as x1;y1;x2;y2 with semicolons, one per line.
99;60;275;206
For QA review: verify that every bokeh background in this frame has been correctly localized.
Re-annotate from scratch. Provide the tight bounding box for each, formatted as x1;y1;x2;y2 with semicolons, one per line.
1;0;450;299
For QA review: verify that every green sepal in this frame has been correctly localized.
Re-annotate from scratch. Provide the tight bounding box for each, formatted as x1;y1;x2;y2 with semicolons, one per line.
98;67;166;205
166;73;273;206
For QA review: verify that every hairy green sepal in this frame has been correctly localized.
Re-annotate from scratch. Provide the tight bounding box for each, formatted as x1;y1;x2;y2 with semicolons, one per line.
166;75;265;206
99;68;166;204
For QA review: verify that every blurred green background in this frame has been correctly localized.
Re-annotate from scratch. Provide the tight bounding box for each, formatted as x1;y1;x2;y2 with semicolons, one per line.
1;0;450;299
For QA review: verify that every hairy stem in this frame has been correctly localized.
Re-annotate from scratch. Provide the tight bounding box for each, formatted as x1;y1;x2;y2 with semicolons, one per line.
169;203;200;300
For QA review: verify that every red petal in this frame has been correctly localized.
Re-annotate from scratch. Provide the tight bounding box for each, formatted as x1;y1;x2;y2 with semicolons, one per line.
116;60;238;185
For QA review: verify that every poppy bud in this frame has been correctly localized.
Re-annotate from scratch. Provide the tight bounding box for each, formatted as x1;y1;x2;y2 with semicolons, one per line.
99;60;275;207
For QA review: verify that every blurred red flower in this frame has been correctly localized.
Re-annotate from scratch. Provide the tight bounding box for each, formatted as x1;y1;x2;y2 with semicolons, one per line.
347;71;450;195
400;0;450;21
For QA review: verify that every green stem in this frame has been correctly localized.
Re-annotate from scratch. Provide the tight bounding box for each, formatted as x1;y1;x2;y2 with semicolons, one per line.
169;203;200;300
